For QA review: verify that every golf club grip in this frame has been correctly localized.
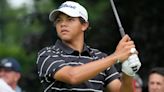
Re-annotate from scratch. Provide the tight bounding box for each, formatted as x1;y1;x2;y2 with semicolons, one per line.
110;0;126;38
119;27;126;38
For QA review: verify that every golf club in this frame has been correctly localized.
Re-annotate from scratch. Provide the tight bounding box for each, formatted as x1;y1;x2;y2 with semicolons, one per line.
110;0;125;37
109;0;141;73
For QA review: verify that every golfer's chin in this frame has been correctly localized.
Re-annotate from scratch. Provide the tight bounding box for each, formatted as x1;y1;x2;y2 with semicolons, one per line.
59;36;73;42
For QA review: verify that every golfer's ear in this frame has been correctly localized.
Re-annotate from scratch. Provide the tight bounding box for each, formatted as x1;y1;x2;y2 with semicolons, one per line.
82;22;89;32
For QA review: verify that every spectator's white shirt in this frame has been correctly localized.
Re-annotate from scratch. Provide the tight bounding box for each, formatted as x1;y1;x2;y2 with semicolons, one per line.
0;78;15;92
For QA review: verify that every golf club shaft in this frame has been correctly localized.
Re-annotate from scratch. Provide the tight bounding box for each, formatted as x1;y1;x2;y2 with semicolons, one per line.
110;0;125;37
110;0;141;74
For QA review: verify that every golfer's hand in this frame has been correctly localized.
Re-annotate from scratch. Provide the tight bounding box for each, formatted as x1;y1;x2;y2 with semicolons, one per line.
122;54;141;76
113;34;135;62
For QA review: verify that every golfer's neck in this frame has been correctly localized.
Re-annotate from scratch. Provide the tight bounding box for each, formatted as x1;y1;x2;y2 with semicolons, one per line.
63;38;84;53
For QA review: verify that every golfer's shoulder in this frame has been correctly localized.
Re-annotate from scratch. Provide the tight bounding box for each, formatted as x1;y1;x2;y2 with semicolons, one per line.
37;45;57;56
89;47;107;57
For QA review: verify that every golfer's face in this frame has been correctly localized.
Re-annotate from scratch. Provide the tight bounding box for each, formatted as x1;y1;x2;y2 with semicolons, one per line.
148;73;164;92
55;13;84;42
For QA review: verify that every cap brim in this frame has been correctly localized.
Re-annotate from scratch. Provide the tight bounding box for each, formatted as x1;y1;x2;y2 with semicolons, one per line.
0;66;13;71
49;8;80;22
0;66;20;73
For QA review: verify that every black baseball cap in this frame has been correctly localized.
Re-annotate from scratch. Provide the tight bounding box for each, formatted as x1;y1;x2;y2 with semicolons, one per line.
0;57;21;73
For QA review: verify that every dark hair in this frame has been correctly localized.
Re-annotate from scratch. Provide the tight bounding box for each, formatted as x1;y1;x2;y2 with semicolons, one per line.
53;13;87;25
79;17;87;24
149;67;164;76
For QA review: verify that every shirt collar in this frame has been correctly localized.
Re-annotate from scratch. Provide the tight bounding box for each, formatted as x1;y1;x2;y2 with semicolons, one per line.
55;40;91;56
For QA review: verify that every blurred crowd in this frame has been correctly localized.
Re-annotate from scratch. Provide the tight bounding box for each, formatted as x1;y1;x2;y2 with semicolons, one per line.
133;67;164;92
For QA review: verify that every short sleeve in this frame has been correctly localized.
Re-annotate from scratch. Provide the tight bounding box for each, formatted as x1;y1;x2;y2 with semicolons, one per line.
90;49;120;86
36;47;67;78
104;65;120;86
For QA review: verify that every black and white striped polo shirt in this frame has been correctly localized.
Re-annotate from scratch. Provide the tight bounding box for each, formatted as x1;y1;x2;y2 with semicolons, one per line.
36;40;120;92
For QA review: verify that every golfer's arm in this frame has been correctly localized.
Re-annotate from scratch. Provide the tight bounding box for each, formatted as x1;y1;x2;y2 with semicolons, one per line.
105;73;133;92
54;54;117;85
120;73;134;92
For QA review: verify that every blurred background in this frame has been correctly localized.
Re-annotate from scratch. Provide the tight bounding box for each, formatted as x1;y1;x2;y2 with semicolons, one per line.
0;0;164;92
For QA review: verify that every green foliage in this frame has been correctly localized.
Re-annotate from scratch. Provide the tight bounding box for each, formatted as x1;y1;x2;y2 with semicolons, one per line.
0;1;48;91
36;0;56;13
0;43;36;72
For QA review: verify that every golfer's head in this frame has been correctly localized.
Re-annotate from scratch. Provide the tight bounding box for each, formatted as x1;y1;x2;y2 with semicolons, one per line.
49;1;88;23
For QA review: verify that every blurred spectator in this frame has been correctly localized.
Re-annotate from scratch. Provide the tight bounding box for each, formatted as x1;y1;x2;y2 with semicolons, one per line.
0;57;23;92
148;67;164;92
0;78;15;92
133;74;143;92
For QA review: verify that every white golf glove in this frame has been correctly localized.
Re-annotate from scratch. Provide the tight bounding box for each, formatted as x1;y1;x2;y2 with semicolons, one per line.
121;48;141;76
